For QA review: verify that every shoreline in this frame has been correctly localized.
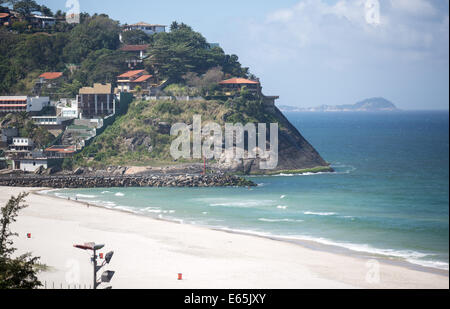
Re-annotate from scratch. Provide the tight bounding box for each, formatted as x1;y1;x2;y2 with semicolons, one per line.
40;188;449;276
3;186;448;289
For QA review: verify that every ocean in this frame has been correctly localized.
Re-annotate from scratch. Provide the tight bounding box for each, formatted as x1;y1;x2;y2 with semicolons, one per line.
47;111;449;270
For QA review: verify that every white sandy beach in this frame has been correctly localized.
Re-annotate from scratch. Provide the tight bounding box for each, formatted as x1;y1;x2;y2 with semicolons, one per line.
1;186;448;289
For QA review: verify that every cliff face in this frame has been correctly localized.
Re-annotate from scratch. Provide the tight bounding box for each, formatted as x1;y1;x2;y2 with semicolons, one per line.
75;97;331;175
215;106;331;174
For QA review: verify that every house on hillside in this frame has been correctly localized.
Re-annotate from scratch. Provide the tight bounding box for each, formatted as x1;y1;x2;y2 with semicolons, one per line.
77;83;115;119
219;78;262;95
0;12;10;25
117;70;154;93
44;145;76;158
31;14;57;28
39;72;63;83
119;44;149;68
218;78;279;110
122;22;166;35
56;98;79;119
0;96;50;114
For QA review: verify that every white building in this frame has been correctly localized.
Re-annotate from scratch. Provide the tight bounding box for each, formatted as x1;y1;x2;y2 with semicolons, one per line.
12;158;48;172
0;96;50;114
56;98;79;118
31;15;57;28
12;138;33;147
121;22;166;39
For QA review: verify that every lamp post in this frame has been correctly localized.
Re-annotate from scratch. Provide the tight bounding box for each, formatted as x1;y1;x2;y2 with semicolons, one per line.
74;242;115;289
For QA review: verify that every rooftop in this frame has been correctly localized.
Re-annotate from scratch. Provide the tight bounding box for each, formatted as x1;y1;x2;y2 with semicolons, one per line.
219;78;260;85
118;70;146;78
133;74;153;83
79;83;112;94
39;72;63;80
0;96;28;101
0;13;10;19
124;22;166;27
44;145;76;153
120;45;149;52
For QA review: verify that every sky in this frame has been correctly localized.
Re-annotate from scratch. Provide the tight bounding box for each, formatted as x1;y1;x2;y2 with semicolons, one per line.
40;0;449;110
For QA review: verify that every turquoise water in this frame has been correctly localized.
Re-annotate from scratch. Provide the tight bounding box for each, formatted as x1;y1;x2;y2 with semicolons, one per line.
48;111;449;270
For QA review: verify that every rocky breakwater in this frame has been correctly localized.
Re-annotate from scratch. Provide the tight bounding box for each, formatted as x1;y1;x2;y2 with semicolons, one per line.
0;174;256;189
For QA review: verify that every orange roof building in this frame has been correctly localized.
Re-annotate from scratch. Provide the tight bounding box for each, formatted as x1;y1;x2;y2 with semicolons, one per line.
117;70;154;93
39;72;63;80
219;78;261;95
219;78;260;85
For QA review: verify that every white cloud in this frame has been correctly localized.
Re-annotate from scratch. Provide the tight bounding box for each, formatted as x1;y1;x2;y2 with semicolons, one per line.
219;0;449;109
239;0;448;68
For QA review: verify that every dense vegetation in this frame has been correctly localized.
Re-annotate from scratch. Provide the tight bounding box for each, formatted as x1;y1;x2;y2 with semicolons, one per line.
68;91;276;168
0;192;42;289
0;2;250;98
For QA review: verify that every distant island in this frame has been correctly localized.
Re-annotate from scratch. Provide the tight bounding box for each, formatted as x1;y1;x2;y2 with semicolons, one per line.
278;97;399;112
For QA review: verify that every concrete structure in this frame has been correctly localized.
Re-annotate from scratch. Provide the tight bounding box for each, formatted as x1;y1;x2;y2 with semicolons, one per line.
117;70;153;93
10;138;34;151
32;116;74;129
121;22;166;35
78;84;115;118
0;96;50;114
56;98;79;118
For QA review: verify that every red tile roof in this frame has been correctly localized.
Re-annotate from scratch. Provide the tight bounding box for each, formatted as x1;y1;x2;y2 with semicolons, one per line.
0;13;10;19
0;104;27;107
45;145;76;153
120;45;149;52
39;72;63;80
117;70;146;78
219;78;260;85
132;74;153;83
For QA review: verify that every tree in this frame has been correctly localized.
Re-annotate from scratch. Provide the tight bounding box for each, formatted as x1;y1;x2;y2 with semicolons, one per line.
121;29;151;45
0;193;42;289
13;0;40;20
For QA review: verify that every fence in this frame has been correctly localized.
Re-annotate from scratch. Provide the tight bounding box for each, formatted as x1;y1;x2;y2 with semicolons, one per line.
40;281;92;289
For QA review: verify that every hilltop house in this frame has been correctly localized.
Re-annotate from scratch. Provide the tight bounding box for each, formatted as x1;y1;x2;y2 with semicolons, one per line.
219;78;262;95
121;22;166;35
218;78;279;110
31;14;57;28
77;83;115;119
117;70;153;93
119;45;149;68
0;96;50;114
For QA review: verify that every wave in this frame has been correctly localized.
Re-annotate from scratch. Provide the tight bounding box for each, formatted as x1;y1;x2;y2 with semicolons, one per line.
258;218;304;223
115;192;125;197
209;227;449;271
209;200;275;208
277;205;288;210
303;211;337;216
75;194;97;198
